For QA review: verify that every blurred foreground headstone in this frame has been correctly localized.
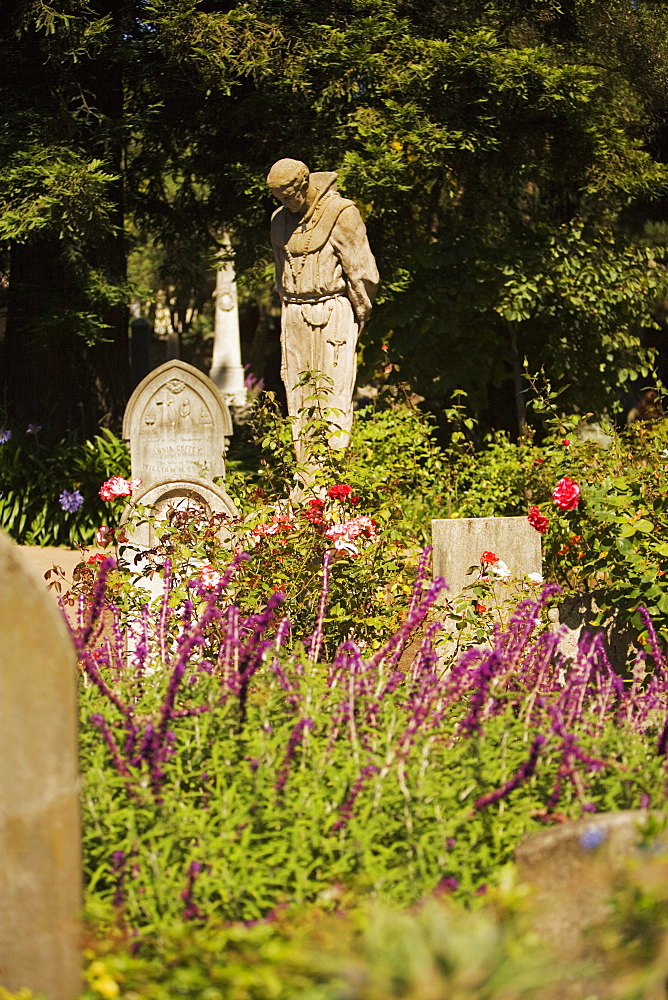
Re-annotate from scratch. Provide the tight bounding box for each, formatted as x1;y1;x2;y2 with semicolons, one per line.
0;530;82;1000
516;811;667;1000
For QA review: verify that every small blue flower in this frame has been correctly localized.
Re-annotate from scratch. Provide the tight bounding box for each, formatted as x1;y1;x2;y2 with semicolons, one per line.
59;489;84;513
26;424;41;435
0;429;12;444
580;826;607;851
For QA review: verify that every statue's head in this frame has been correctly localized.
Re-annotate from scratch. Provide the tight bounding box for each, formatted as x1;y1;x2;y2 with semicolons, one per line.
267;158;310;214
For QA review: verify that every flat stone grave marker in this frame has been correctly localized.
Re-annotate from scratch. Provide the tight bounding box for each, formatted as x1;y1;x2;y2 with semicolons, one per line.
431;515;542;601
0;530;82;1000
123;359;233;488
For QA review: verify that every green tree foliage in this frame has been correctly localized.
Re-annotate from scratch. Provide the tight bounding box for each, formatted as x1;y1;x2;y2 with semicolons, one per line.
0;0;136;436
2;0;668;435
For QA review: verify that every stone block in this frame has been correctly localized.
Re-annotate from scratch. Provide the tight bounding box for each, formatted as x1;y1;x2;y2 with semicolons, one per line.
431;515;542;599
0;531;82;1000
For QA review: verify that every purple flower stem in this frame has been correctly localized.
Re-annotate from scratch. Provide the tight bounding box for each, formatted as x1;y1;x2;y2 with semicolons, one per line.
474;734;545;810
330;764;380;832
72;557;117;651
275;718;314;800
307;551;332;661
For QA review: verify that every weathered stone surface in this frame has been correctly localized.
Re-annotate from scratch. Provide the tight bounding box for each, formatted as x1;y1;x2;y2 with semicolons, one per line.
123;360;233;488
547;592;637;672
121;476;239;548
267;158;379;461
431;515;542;599
516;811;667;1000
0;531;82;1000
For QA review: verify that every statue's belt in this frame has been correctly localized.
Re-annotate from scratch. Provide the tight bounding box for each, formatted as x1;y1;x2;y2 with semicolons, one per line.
282;290;346;304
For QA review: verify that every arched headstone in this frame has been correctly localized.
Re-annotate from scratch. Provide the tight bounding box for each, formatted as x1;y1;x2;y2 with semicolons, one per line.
122;360;233;488
0;531;81;1000
122;477;239;548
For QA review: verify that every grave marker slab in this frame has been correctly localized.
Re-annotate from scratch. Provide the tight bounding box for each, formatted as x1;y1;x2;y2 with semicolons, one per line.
431;515;541;600
123;477;239;549
123;360;233;488
0;530;82;1000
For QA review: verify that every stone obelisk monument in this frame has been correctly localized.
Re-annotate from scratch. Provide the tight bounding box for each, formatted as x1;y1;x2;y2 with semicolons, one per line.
209;234;247;410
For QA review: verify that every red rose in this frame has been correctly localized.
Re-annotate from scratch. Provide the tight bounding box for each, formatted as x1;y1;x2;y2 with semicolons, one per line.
527;506;549;534
327;484;353;501
481;551;498;564
552;477;580;511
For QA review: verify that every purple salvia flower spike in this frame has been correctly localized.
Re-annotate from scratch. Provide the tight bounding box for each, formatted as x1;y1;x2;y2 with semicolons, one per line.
89;713;133;782
275;718;315;799
307;551;332;661
474;735;545;810
157;559;172;664
408;547;436;617
71;556;117;650
331;763;380;832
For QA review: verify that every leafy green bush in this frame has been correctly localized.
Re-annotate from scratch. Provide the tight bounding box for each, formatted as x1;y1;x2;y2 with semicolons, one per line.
426;379;668;643
0;425;130;546
73;541;665;937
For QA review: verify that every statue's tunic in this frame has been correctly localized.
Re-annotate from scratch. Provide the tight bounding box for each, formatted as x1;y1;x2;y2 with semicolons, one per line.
271;171;379;457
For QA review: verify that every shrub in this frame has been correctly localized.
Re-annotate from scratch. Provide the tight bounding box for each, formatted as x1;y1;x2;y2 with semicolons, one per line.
74;552;667;937
0;426;130;546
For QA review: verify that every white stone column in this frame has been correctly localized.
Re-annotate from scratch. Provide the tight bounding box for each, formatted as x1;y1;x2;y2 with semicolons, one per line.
209;235;247;408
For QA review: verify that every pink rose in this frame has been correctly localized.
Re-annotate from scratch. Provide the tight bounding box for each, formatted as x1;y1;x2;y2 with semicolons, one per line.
199;565;222;589
552;477;580;511
252;513;295;537
99;476;142;501
325;515;378;557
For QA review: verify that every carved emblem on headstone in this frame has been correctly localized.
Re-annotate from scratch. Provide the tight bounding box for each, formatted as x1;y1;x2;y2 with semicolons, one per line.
123;360;233;489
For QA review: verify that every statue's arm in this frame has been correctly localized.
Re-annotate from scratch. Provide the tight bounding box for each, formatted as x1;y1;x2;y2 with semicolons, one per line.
331;205;380;330
270;211;287;301
272;243;286;301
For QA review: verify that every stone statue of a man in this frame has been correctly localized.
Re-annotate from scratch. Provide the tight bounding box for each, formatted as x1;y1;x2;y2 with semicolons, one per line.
267;158;379;461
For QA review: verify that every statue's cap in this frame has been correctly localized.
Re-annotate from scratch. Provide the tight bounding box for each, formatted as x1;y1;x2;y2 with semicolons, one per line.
267;158;309;190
